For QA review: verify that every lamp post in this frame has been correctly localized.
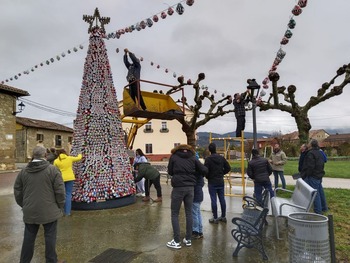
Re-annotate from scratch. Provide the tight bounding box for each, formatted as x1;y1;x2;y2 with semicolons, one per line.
13;101;25;115
247;79;260;150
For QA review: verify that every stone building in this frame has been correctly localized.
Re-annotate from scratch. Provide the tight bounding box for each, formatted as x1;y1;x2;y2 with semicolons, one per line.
0;84;29;171
16;117;73;162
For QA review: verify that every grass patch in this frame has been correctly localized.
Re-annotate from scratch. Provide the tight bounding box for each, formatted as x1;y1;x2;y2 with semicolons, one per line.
283;160;350;179
324;188;350;262
230;160;350;179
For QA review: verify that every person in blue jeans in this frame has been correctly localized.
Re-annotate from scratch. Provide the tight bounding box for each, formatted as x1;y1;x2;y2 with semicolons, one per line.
192;166;205;239
247;149;274;205
204;143;231;224
300;139;328;214
269;143;287;189
166;145;208;249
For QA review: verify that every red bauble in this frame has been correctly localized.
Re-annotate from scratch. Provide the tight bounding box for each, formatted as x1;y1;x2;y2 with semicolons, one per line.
292;5;302;16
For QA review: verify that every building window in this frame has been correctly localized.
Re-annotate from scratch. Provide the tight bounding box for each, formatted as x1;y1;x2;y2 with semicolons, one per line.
68;136;73;143
160;121;169;133
36;134;44;142
55;135;62;147
145;144;153;154
144;122;153;133
174;143;180;148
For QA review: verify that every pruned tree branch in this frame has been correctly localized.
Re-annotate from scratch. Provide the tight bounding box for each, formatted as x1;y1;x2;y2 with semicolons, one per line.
259;63;350;142
166;72;234;147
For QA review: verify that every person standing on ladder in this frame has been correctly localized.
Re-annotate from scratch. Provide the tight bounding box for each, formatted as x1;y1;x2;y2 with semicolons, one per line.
124;48;147;110
232;89;249;137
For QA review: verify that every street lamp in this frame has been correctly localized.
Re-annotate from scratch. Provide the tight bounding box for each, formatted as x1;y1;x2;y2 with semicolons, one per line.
13;101;25;115
247;79;260;150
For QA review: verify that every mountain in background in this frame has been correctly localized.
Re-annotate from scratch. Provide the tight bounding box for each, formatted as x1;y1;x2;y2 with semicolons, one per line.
323;128;350;135
197;131;271;148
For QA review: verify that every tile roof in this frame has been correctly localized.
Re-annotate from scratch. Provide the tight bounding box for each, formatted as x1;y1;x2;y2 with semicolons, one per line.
0;83;30;96
324;133;350;141
16;117;73;132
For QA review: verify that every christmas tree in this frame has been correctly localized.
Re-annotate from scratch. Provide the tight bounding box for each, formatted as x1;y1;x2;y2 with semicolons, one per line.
70;8;136;210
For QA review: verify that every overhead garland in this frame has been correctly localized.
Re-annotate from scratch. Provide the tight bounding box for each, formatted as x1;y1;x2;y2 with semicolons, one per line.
1;0;194;85
258;0;308;101
1;45;85;85
105;0;194;40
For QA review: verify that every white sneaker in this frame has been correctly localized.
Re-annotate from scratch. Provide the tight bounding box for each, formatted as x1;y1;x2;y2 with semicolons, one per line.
141;192;146;197
166;239;181;249
183;238;192;247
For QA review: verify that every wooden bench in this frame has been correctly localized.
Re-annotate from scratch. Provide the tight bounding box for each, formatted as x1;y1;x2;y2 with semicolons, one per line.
270;178;317;239
231;195;269;260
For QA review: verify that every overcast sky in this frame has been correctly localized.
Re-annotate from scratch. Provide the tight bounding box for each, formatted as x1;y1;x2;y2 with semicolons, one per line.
1;0;350;135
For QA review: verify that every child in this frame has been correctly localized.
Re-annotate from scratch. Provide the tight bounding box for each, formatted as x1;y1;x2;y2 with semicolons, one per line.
192;174;204;239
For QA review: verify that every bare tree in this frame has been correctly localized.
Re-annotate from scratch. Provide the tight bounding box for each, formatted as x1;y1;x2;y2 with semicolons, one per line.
166;73;234;148
259;63;350;143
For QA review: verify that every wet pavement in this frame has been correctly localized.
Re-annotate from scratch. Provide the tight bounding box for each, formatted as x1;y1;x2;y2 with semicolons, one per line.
1;170;294;263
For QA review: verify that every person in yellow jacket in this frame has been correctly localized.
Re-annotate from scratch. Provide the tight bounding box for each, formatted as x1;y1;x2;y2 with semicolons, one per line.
54;149;82;216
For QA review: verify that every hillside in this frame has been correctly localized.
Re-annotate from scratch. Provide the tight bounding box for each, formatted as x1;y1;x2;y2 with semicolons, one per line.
197;131;271;148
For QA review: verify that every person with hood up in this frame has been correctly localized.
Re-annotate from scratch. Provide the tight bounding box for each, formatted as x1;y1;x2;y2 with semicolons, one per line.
14;146;66;263
166;144;208;249
204;142;231;224
54;149;82;216
134;162;162;202
247;149;274;205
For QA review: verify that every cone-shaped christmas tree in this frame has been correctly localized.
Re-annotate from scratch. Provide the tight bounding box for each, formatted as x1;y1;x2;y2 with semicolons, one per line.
70;9;135;210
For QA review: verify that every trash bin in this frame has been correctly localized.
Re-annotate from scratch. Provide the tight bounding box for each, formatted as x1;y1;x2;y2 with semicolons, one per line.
288;212;330;263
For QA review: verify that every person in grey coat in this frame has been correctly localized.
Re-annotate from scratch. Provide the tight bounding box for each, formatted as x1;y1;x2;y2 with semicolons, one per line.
14;146;66;263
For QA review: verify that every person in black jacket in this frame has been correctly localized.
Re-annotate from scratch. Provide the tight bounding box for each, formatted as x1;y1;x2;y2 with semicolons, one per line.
247;149;274;205
300;139;328;214
124;48;147;110
233;90;248;137
298;144;308;173
204;143;231;224
166;144;208;249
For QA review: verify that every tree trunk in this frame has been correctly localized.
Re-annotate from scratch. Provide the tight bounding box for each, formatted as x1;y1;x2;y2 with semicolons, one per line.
186;130;197;149
294;114;311;143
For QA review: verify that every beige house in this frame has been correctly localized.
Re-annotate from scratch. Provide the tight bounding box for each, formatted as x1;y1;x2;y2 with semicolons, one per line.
16;117;73;162
0;84;29;171
121;105;192;161
282;129;330;143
